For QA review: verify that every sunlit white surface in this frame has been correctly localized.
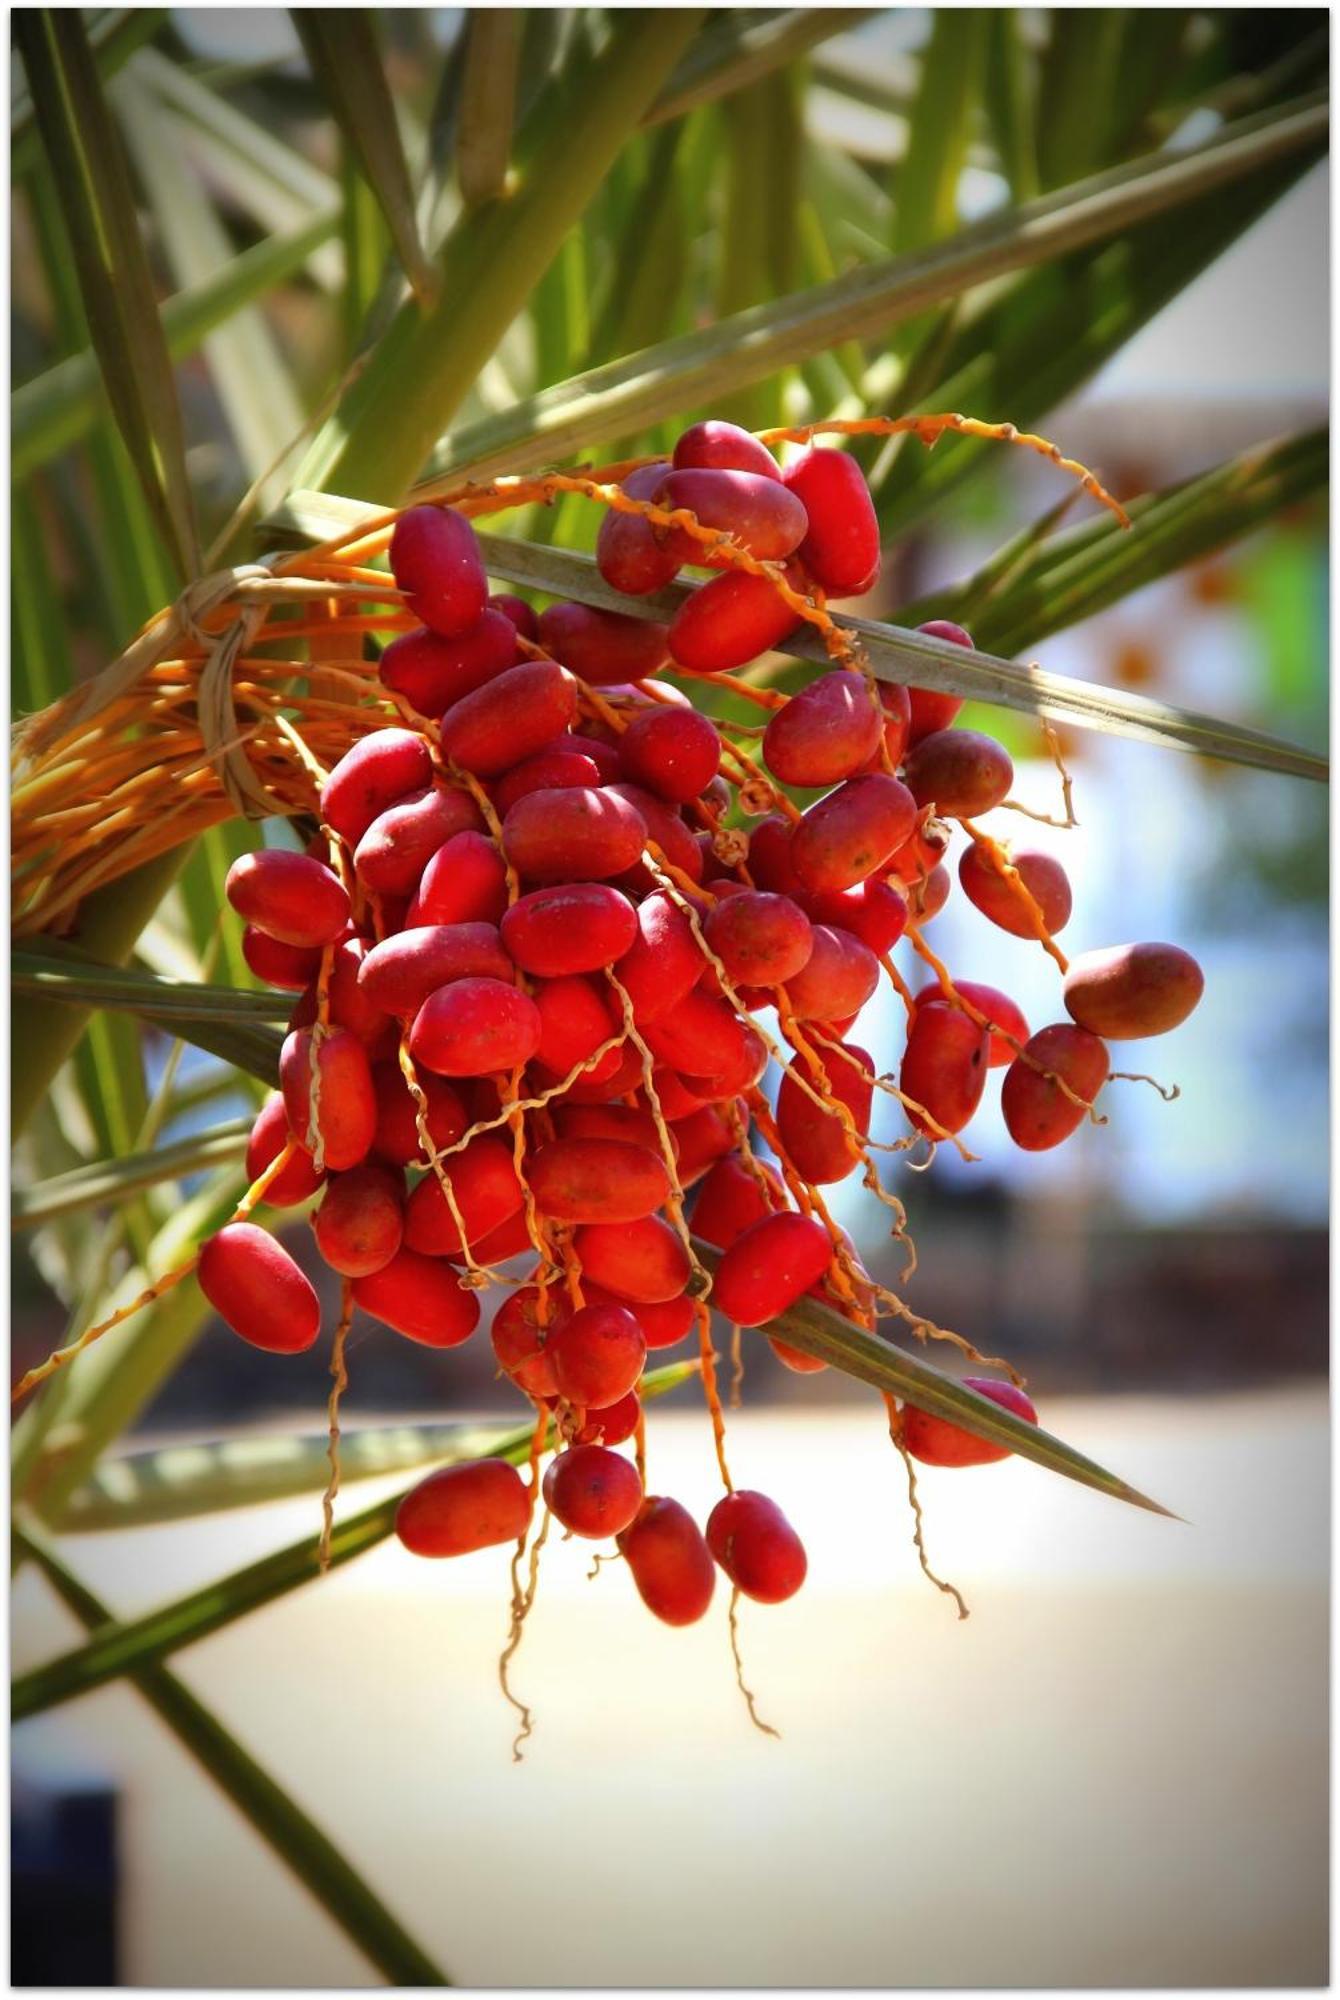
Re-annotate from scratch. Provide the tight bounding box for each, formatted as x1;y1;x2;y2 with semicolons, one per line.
14;1390;1327;1988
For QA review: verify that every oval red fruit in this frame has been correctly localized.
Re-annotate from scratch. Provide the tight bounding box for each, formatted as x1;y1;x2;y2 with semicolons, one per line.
198;1223;320;1353
395;1459;531;1557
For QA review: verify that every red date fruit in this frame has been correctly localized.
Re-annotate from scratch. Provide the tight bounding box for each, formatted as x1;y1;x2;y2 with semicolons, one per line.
582;1281;694;1351
501;883;638;977
359;924;513;1018
781;925;879;1022
763;669;884;787
395;1459;531;1557
711;1212;834;1326
242;927;323;991
782;446;880;595
1062;943;1204;1040
748;814;807;897
903;729;1013;819
573;1215;692;1304
707;1489;807;1602
657;467;808;566
617;1497;716;1625
389;506;487;639
902;1378;1039;1468
528;1137;672;1225
899;1004;989;1138
608;783;702;891
409;977;541;1077
279;1027;377;1170
532;977;623;1083
800;879;908;956
619;705;721;804
611;893;703;1031
596;462;681;597
370;1063;468;1166
401;1134;526;1255
439;659;578;775
320;729;433;846
493;748;603;816
410;831;508;928
791;773;917;895
491;593;539;642
492;1286;564;1396
673;420;781;480
546;1301;647;1408
668;567;802;674
379;610;517;717
692;1154;785;1249
225;850;349;949
544;1445;643;1539
502;786;647;884
776;1039;873;1183
667;1102;737;1186
703;889;813;987
958;842;1073;938
198;1223;320;1354
313;1164;404;1277
912;982;1028;1068
353;1246;481;1347
908;863;951;923
907;621;974;742
354;785;483;897
1001;1023;1110;1151
246;1094;325;1208
538;602;670;685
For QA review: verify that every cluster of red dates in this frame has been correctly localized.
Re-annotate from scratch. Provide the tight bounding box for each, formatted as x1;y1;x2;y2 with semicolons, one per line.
199;418;1202;1630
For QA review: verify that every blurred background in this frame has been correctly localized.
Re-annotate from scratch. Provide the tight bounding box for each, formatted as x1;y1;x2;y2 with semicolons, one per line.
11;7;1329;1989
